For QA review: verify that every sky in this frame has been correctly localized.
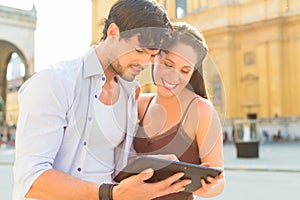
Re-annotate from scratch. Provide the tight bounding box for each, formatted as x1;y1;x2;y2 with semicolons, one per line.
0;0;91;72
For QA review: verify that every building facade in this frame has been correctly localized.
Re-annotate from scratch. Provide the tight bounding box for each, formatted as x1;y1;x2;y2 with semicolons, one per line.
164;0;300;139
92;0;300;139
2;1;299;138
172;0;300;121
0;5;37;125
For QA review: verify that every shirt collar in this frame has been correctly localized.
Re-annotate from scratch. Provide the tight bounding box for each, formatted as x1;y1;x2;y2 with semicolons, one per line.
83;46;140;96
83;47;104;78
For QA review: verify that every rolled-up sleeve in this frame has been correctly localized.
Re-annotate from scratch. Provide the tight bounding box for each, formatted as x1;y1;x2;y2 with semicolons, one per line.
13;69;70;198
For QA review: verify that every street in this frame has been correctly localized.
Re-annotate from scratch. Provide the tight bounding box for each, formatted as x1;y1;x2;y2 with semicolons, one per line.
2;164;299;200
0;164;13;200
1;142;300;199
199;170;300;200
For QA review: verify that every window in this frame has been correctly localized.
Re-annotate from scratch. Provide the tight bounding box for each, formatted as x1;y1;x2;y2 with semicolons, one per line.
6;52;25;81
6;52;25;92
176;0;187;18
213;79;222;103
244;51;255;66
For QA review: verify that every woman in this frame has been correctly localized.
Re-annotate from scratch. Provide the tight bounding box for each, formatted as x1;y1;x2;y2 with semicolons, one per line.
133;22;225;199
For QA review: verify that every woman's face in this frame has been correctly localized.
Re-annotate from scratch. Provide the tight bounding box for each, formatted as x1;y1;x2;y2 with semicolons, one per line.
154;42;198;97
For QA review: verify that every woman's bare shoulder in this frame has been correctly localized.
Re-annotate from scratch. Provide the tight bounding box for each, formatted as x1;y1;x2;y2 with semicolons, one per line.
138;93;156;104
137;93;156;119
194;96;214;112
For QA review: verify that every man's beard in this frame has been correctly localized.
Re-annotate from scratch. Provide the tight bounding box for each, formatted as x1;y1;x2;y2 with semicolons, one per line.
110;59;132;82
110;59;143;82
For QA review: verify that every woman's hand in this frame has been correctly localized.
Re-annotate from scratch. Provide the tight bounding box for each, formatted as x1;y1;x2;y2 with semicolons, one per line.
193;162;225;197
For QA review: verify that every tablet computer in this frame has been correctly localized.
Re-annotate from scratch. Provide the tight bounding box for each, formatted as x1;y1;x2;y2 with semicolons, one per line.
113;156;221;193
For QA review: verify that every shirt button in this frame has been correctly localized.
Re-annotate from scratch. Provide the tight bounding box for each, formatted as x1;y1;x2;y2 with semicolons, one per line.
94;94;98;99
83;141;87;146
77;168;82;172
88;117;92;121
102;76;106;81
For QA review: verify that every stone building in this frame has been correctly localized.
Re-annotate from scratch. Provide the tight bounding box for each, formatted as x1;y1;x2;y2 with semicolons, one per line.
2;1;300;139
92;0;300;139
0;5;37;125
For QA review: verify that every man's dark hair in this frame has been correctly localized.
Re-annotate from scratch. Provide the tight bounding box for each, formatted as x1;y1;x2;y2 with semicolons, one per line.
100;0;172;48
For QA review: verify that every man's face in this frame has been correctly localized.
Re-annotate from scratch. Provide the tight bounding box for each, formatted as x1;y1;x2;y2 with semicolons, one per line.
109;34;160;81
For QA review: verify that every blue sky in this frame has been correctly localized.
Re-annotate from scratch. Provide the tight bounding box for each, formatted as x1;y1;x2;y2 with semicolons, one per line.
0;0;91;72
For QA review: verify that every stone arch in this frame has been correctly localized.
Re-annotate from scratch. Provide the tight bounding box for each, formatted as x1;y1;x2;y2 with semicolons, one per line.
0;40;28;124
0;5;36;125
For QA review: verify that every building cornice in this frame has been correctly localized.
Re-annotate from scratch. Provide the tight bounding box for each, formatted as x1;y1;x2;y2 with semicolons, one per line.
0;5;37;30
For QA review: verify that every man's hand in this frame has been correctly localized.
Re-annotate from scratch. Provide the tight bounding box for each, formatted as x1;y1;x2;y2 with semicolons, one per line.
113;168;191;200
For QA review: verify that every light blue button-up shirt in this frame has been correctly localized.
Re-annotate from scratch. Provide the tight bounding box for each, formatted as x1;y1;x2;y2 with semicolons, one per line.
13;48;139;199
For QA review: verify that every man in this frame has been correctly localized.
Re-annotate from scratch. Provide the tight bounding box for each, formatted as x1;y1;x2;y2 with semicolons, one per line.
13;0;191;199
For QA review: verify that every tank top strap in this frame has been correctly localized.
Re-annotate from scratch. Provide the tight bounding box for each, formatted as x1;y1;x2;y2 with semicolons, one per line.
179;96;199;127
139;95;155;125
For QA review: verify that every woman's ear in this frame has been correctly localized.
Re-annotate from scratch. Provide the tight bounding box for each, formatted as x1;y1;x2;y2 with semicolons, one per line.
106;23;120;39
150;55;156;64
135;86;141;101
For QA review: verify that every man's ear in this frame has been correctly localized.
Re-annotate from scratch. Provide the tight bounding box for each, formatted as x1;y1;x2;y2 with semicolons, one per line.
106;23;120;39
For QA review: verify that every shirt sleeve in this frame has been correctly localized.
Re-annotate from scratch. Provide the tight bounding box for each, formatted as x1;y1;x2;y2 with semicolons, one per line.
13;69;71;198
